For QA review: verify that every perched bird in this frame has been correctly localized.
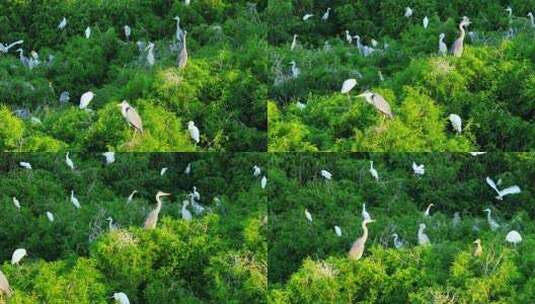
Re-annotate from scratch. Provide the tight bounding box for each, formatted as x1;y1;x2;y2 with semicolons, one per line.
188;121;200;144
46;211;54;222
341;79;357;94
182;200;192;221
145;42;155;66
473;239;483;257
392;233;404;249
253;165;261;177
79;91;95;110
303;14;314;21
348;219;376;260
423;16;429;29
418;223;430;246
174;16;184;43
448;114;462;134
404;7;413;18
320;170;332;180
11;248;27;265
438;33;448;56
451;18;471;57
505;230;522;246
345;30;353;44
59;91;70;104
127;190;138;203
12;197;20;209
102;152;115;165
70;190;81;209
452;212;461;226
177;31;188;69
528;12;535;28
362;203;371;221
112;292;130;304
321;8;331;21
261;176;267;189
290;34;298;51
424;203;434;217
184;163;191;175
304;209;313;223
483;208;500;231
412;162;425;176
19;162;32;169
192;186;200;201
0;269;12;297
85;27;91;39
160;167;168;176
143;191;171;229
58;17;67;30
486;177;521;200
296;101;306;110
65;152;75;170
469;152;487;156
124;25;132;41
188;193;205;215
289;60;300;78
106;217;118;231
119;100;143;133
357;91;393;118
369;161;379;181
334;225;342;237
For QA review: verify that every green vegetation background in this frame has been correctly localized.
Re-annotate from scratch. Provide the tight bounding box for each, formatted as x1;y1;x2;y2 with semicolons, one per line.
0;0;268;152
0;153;267;303
268;153;534;303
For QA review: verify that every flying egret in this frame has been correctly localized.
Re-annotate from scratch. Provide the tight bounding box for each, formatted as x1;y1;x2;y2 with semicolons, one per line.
0;40;23;53
124;25;131;41
188;121;200;144
70;190;81;209
119;100;143;133
112;292;130;304
144;191;171;229
357;91;393;119
345;30;352;44
473;239;483;257
424;203;434;217
46;211;54;222
59;91;70;104
177;31;188;69
65;152;75;170
184;163;191;175
11;248;27;265
79;91;95;110
145;42;155;66
85;27;91;39
304;209;313;223
369;161;379;181
412;162;425;176
19;162;32;169
392;233;404;249
483;208;500;231
423;16;429;29
290;34;298;51
341;79;357;94
253;165;261;177
486;177;521;200
321;8;331;21
261;176;267;189
334;225;342;237
505;230;522;246
303;14;314;21
320;169;332;180
127;190;138;203
12;197;20;209
348;219;376;260
418;223;430;246
289;60;300;78
451;18;471;57
448;114;462;135
0;270;12;296
160;167;168;176
58;17;67;30
452;212;461;226
404;7;413;18
102;152;115;165
438;33;448;56
362;203;371;221
528;13;535;28
106;217;118;231
182;200;192;221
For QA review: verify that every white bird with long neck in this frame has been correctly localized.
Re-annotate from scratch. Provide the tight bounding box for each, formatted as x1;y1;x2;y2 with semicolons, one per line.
11;248;27;265
79;91;95;110
253;165;261;177
423;203;434;217
486;176;521;200
449;114;462;135
160;167;168;176
348;219;375;260
304;209;313;223
127;190;138;203
412;162;425;176
392;233;404;249
145;42;155;66
192;186;200;201
418;224;430;246
334;225;342;237
119;100;143;133
452;212;461;226
181;200;192;221
451;18;471;57
113;292;130;304
528;13;535;28
341;79;357;94
483;208;500;231
107;217;117;231
66;152;75;170
289;60;300;78
70;190;81;209
369;161;379;181
144;191;171;229
124;25;131;41
321;8;331;21
58;17;67;30
362;203;371;221
174;16;184;43
345;30;352;44
303;14;314;21
290;34;298;51
12;197;20;209
438;33;447;56
184;163;191;175
0;40;23;53
423;16;429;29
177;31;188;69
188;121;200;144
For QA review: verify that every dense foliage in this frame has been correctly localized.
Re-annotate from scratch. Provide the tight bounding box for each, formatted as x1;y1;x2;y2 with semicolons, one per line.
0;0;268;152
268;153;535;303
267;0;535;151
0;153;267;303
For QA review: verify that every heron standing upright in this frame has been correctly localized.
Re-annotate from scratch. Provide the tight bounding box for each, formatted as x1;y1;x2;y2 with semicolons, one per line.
418;223;430;246
348;219;376;260
438;33;448;56
143;191;171;229
119;100;143;133
451;18;471;57
177;31;188;69
357;91;393;119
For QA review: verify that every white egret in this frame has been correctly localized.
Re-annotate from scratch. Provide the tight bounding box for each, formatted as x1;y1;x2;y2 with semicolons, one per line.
334;225;342;237
404;7;413;18
303;14;314;21
188;121;200;144
289;60;300;78
392;233;404;249
362;203;371;221
369;161;379;181
127;190;138;203
65;152;75;170
46;211;54;222
192;186;200;201
19;161;32;169
106;217;118;231
0;40;23;53
423;16;429;29
58;17;67;30
412;162;425;176
486;177;521;200
124;25;131;41
418;223;430;246
452;212;461;226
119;100;143;133
16;48;29;67
102;152;115;165
59;91;70;104
528;13;535;28
438;33;447;56
448;114;462;134
145;42;155;66
353;35;363;53
85;27;91;39
473;239;483;257
181;200;192;221
483;208;500;231
160;167;168;176
253;165;261;177
505;230;522;246
290;34;298;51
112;292;130;304
174;16;184;43
341;78;357;94
177;31;188;69
11;248;27;265
371;39;378;48
320;169;332;180
261;176;267;189
451;18;471;57
345;30;352;44
357;91;393;118
184;163;191;175
70;190;81;209
0;269;12;296
321;8;331;21
469;152;487;156
144;191;171;229
12;197;20;209
348;219;375;260
184;0;191;5
79;91;95;110
304;208;313;223
424;203;434;217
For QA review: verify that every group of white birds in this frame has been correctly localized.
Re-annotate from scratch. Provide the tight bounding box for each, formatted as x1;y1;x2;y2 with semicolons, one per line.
305;156;523;261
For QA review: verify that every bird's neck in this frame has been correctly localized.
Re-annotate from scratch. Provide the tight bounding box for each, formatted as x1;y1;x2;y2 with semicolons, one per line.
459;24;466;39
361;223;369;239
156;200;162;212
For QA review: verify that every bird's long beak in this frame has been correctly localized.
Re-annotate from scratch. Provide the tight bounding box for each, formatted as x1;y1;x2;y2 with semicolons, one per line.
369;219;377;223
162;192;171;196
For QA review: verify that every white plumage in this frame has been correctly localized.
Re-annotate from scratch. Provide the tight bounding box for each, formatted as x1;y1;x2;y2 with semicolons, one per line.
70;190;81;209
303;14;314;21
334;225;342;237
85;27;91;39
304;209;313;223
261;176;267;189
404;7;413;18
448;114;462;134
65;152;74;170
127;190;138;203
19;162;32;169
46;211;55;222
102;152;115;165
79;91;95;109
11;248;27;265
361;203;371;221
58;17;67;30
369;161;379;181
341;78;357;94
483;208;500;231
184;163;191;175
12;197;21;209
113;292;131;304
505;230;522;245
412;162;425;176
160;167;168;176
321;8;331;21
188;121;200;144
124;25;131;40
438;33;448;56
253;165;261;177
182;200;192;221
320;170;332;180
418;224;430;246
423;16;429;29
486;177;521;200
